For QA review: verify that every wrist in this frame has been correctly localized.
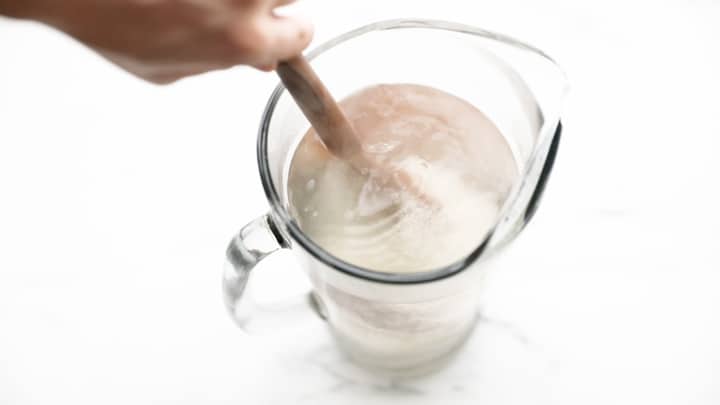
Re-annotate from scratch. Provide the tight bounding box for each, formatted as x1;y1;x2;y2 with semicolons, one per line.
0;0;69;28
1;0;40;19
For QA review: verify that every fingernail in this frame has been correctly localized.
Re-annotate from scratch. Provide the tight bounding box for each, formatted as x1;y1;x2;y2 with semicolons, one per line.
257;63;276;72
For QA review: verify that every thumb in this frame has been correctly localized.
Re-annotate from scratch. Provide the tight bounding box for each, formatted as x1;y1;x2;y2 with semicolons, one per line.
255;14;313;68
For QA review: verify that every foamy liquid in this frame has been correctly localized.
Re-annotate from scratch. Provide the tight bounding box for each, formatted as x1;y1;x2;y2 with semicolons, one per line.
288;84;519;273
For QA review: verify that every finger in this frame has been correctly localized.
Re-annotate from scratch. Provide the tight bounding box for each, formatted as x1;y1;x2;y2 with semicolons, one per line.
254;62;277;72
144;61;234;84
272;0;298;8
259;15;313;64
248;0;296;12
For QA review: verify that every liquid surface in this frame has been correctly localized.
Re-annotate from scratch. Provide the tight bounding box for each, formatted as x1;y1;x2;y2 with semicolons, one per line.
288;84;519;273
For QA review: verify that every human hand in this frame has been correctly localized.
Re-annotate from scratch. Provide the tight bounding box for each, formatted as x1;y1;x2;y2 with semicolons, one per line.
2;0;313;83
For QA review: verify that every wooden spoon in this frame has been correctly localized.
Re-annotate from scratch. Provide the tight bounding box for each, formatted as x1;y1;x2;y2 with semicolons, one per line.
276;56;370;168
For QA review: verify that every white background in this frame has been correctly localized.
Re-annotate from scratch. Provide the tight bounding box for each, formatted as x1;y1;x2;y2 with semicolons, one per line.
1;0;719;403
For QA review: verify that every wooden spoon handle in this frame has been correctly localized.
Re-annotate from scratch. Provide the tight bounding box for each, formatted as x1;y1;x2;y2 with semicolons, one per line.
276;57;364;158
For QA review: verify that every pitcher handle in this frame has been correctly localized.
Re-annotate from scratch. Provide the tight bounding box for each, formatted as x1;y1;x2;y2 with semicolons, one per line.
223;214;324;333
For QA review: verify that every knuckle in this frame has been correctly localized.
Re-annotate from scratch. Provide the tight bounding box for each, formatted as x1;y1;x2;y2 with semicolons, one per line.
145;73;179;85
233;0;265;9
229;23;270;58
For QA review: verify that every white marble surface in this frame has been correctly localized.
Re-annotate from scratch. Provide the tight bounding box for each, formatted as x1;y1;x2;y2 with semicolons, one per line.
1;0;719;403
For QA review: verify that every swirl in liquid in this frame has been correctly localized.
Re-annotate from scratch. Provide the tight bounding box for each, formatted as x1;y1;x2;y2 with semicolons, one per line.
288;84;519;274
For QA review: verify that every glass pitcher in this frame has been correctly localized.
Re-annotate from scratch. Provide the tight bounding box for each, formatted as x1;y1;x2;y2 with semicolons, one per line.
223;19;568;375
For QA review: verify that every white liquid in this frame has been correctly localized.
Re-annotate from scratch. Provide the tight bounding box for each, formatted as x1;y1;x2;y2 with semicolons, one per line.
288;84;519;273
